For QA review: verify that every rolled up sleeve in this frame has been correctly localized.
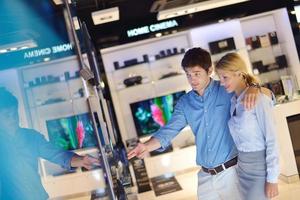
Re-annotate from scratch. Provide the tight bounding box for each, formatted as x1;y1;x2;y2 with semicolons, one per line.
152;99;188;151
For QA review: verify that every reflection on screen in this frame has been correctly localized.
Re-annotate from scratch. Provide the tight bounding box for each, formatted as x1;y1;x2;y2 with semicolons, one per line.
130;91;185;137
46;113;97;150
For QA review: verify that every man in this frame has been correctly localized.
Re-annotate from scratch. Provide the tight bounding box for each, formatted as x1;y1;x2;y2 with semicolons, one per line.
128;47;266;200
0;87;100;200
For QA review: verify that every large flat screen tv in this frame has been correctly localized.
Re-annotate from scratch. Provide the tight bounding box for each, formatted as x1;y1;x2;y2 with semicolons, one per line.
46;113;97;150
130;91;185;137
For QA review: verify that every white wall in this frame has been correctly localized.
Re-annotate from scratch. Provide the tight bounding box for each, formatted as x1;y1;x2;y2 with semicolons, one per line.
189;20;252;73
101;32;191;141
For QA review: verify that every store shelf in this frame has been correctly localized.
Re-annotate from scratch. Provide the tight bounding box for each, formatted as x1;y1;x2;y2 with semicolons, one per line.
114;52;186;71
24;77;81;90
248;43;281;52
255;66;288;75
29;97;85;109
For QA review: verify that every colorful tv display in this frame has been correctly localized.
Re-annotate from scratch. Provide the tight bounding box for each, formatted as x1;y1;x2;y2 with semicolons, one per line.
46;113;97;150
130;91;185;137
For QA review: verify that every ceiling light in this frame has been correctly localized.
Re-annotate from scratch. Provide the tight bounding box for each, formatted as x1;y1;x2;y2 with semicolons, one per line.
19;46;29;50
0;39;37;54
294;5;300;22
73;17;80;30
0;49;8;54
157;0;249;20
52;0;72;5
91;7;119;25
43;57;51;62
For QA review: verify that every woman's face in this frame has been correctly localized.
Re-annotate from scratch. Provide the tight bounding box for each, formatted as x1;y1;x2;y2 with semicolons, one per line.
217;69;241;93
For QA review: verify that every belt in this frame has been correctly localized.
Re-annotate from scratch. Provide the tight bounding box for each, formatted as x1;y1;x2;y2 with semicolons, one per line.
202;157;238;175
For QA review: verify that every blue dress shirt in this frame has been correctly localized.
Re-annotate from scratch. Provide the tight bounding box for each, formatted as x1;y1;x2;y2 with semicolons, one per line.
153;79;238;168
0;128;75;200
228;89;279;183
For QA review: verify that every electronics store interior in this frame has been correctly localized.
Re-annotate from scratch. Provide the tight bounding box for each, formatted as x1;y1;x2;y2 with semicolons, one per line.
2;0;300;200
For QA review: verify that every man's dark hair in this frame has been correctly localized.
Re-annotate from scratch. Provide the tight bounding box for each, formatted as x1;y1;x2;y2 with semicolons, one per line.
0;87;18;110
181;47;212;72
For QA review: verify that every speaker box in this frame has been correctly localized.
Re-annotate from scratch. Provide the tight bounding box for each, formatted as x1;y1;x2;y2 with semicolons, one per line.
209;37;236;55
276;55;288;69
143;54;149;62
123;75;143;87
124;59;138;67
251;36;261;49
252;61;267;73
173;47;178;54
259;34;271;48
113;61;120;69
245;37;253;50
166;49;172;56
159;50;166;57
269;31;279;45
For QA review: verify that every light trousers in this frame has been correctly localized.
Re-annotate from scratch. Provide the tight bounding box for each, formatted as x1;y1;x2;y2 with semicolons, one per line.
197;166;242;200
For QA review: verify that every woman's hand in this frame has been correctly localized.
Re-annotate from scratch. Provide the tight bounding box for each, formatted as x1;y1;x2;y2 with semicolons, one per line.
265;182;279;199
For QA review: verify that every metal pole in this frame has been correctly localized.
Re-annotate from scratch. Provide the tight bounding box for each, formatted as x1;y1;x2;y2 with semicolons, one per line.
62;0;117;199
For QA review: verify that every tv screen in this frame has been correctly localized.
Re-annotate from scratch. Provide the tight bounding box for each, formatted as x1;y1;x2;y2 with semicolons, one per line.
130;91;185;137
46;113;97;150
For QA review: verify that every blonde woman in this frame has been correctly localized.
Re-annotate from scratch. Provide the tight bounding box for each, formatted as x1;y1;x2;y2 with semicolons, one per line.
215;53;279;200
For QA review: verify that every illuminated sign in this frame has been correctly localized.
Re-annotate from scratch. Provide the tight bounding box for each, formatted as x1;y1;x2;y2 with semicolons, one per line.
24;43;73;59
127;20;178;37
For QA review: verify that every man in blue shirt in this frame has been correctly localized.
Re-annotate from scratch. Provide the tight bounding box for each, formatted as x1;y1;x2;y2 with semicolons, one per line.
128;48;265;200
0;87;100;200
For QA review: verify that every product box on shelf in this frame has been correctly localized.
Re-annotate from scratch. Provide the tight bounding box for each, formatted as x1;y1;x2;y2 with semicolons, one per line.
208;37;236;55
268;31;279;45
259;35;271;48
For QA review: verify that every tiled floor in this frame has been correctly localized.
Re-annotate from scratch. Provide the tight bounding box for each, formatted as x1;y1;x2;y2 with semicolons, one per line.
56;171;300;200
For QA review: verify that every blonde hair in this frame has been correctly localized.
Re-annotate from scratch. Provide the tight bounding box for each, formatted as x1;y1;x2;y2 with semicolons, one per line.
215;53;258;86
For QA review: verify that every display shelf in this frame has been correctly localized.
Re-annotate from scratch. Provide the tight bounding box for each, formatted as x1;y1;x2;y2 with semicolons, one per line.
247;43;281;52
41;168;105;199
254;65;288;75
115;77;151;91
110;53;185;91
40;147;99;178
24;77;81;89
25;78;84;108
30;97;86;109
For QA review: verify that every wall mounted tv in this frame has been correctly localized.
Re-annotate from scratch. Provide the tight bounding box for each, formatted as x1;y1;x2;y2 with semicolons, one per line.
46;113;97;150
130;91;185;137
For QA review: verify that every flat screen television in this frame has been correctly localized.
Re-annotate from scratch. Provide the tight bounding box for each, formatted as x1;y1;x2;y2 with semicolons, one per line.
46;113;97;150
130;91;185;137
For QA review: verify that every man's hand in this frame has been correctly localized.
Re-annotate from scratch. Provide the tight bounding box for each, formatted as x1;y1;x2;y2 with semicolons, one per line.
71;154;101;170
242;87;259;110
127;143;149;160
242;87;272;110
265;182;279;199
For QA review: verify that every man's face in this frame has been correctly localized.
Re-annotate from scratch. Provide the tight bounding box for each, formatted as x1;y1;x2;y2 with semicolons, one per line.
185;66;211;93
0;106;19;133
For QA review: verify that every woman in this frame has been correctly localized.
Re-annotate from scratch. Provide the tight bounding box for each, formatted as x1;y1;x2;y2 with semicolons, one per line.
215;53;279;200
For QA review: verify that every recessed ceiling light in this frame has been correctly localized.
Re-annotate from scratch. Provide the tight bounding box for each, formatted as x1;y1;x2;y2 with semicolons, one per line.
52;0;72;5
91;7;119;25
0;49;8;54
157;0;249;20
